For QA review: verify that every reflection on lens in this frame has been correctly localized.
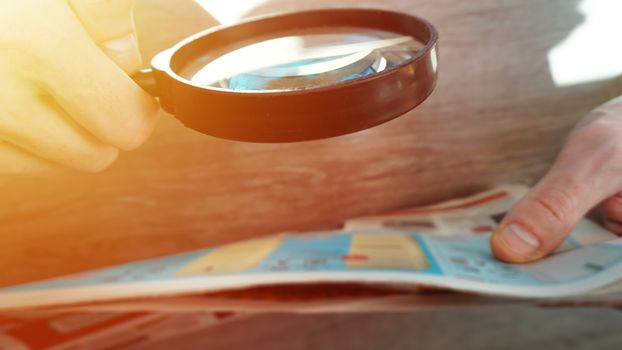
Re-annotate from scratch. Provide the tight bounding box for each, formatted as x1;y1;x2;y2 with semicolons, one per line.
180;29;423;91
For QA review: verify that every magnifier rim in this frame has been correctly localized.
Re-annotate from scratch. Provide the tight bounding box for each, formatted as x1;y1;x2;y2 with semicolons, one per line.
149;8;439;142
157;9;439;96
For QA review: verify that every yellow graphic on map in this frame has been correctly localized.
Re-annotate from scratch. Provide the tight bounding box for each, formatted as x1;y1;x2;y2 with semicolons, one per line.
175;236;283;275
346;233;429;270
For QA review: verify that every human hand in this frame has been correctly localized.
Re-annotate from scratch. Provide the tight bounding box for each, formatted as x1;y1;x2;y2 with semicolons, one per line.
491;95;622;263
0;0;159;174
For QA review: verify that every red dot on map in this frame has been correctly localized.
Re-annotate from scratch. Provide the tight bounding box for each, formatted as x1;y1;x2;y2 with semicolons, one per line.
341;254;369;261
471;226;493;233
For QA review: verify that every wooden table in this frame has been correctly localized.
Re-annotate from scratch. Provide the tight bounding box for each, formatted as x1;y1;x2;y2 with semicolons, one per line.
1;0;620;287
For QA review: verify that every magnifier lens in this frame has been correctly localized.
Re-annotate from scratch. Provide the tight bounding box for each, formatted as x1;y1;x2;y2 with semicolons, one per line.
146;9;439;142
178;29;423;91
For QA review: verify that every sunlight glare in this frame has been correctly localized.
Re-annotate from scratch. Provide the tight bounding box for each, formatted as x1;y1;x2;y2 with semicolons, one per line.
548;0;622;87
194;0;269;25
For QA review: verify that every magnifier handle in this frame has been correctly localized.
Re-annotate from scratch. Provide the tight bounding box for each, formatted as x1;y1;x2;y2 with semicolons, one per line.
132;50;175;113
132;68;159;97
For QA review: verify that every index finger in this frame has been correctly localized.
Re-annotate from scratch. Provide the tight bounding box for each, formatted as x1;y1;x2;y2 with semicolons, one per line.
28;1;159;150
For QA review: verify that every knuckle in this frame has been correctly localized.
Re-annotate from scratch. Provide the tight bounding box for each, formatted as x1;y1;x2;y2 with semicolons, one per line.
0;44;46;78
561;119;622;179
531;187;577;231
580;119;622;150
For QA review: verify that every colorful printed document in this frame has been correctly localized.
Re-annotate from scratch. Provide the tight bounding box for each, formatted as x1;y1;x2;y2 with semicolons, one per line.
0;186;621;312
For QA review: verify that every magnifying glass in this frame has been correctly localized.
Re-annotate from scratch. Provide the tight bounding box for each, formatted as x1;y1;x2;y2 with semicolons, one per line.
133;8;439;142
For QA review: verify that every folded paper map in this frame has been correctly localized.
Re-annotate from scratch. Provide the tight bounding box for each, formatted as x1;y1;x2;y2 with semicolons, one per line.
1;185;621;313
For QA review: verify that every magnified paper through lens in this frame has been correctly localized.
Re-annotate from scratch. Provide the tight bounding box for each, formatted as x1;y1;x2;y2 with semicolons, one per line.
179;29;424;91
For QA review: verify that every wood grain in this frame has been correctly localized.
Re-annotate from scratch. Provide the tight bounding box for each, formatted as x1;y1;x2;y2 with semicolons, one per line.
0;0;620;286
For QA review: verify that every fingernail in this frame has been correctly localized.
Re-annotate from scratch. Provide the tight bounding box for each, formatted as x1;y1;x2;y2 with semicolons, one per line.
499;223;540;256
101;34;142;72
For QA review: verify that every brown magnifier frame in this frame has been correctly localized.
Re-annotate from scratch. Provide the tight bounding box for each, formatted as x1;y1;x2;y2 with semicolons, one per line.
134;8;439;143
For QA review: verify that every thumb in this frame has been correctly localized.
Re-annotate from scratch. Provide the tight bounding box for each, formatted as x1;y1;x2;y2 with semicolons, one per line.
491;118;622;263
68;0;141;73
